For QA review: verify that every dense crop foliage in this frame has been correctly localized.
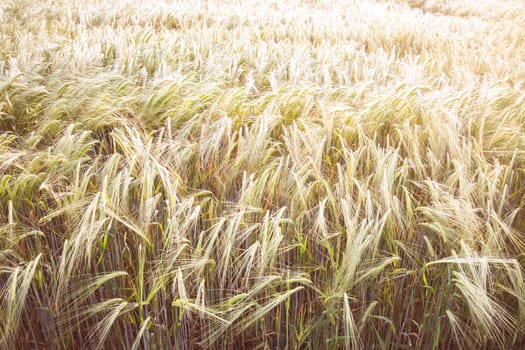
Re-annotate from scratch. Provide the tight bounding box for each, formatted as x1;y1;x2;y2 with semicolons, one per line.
1;0;525;348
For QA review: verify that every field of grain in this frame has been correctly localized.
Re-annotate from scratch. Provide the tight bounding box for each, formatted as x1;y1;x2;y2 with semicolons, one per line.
1;0;525;349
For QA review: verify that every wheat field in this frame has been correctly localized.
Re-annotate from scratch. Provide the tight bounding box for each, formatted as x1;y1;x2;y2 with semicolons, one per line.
1;0;525;349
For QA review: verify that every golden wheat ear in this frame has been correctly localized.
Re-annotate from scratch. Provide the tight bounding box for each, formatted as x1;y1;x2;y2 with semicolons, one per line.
2;0;525;348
